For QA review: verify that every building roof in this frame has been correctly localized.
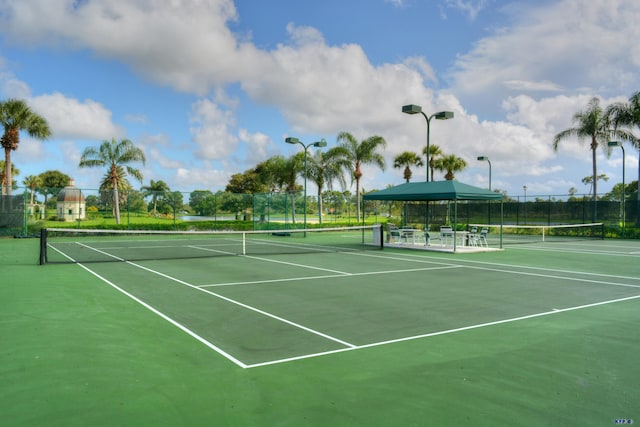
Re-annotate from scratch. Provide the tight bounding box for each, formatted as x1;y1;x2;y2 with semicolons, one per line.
57;179;85;203
363;180;503;201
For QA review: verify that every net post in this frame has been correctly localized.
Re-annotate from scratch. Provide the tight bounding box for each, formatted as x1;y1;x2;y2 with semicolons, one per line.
242;232;246;255
39;228;48;265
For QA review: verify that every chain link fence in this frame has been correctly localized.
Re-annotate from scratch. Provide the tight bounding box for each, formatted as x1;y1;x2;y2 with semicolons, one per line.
2;186;638;238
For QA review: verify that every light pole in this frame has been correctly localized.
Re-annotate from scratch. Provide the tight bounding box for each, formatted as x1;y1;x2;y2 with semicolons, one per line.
523;185;527;225
477;156;492;190
608;141;626;237
285;137;327;231
478;156;492;224
402;104;454;182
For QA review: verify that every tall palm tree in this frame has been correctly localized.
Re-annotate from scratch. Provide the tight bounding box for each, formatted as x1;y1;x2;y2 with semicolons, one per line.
606;91;640;143
393;151;424;183
79;138;146;224
0;160;19;195
423;144;443;182
605;91;640;226
0;98;51;196
141;179;169;216
22;174;42;205
553;97;623;221
434;154;467;180
305;147;350;223
336;132;387;221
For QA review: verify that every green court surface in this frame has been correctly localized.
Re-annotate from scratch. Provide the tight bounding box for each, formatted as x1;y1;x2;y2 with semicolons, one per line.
1;235;639;426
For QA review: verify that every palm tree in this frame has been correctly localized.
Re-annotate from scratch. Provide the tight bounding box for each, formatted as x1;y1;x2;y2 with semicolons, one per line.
434;154;467;180
606;91;640;144
605;91;640;226
393;151;424;183
423;144;443;182
0;99;51;196
305;147;350;223
0;160;19;195
79;138;146;224
581;174;609;199
336;132;387;221
22;174;42;205
141;179;169;216
553;97;623;221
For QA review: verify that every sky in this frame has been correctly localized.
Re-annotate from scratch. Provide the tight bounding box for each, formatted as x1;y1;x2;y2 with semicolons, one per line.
1;0;639;199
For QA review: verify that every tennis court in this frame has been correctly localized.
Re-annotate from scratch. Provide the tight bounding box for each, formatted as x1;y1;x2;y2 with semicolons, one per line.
2;229;639;425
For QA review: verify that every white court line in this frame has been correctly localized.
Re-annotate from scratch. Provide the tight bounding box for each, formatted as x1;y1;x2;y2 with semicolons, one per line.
60;242;358;363
124;260;358;350
242;254;352;275
246;293;640;369
199;265;460;288
49;245;248;368
57;241;640;368
509;245;640;257
347;249;640;283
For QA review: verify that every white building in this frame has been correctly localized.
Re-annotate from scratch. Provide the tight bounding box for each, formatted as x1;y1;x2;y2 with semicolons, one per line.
56;179;86;221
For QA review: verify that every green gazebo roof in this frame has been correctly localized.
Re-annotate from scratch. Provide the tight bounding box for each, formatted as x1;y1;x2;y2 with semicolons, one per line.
363;180;502;201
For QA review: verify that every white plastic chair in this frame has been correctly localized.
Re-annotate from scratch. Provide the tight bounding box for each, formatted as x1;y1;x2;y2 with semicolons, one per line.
439;226;453;246
468;226;478;247
476;228;488;247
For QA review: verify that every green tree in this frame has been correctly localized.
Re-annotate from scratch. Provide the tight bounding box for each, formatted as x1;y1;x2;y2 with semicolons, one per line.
434;154;467;180
553;97;623;221
155;191;184;216
336;132;387;221
189;190;217;216
0;99;51;196
225;168;269;194
22;174;42;205
141;179;170;216
393;151;424;183
256;154;303;223
423;144;443;182
305;147;350;224
37;170;70;203
79;138;146;224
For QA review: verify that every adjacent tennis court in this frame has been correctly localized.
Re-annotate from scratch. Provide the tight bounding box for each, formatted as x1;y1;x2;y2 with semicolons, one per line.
2;230;639;425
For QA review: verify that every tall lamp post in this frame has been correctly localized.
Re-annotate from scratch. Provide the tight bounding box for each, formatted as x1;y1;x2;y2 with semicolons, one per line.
478;156;492;224
402;104;454;230
285;137;327;231
608;141;626;237
477;156;492;190
402;104;454;181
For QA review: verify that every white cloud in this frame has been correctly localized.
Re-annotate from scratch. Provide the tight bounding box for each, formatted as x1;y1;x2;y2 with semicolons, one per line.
189;99;238;159
0;0;269;95
238;129;278;166
445;0;490;20
29;92;124;140
503;80;563;92
175;165;230;190
451;0;640;116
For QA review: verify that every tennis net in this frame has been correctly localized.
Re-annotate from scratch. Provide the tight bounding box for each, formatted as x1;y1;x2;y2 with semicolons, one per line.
469;222;604;245
40;225;383;264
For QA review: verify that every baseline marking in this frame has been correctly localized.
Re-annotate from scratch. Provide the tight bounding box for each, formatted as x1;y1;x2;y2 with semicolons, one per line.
49;245;248;368
246;293;640;368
